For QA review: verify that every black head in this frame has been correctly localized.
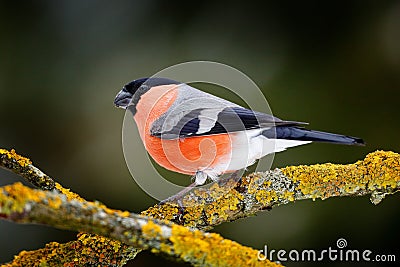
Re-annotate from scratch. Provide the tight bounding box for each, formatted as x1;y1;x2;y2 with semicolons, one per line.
114;77;180;114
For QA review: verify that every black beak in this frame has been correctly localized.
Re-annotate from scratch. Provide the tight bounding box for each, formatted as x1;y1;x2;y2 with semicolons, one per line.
114;89;133;109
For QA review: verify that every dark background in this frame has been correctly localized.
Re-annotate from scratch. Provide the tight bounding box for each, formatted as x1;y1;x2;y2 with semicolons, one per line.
0;1;399;266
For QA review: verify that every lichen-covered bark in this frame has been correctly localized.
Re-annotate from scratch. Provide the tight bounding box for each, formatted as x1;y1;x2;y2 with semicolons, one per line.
0;182;279;267
0;149;55;190
144;151;400;227
1;149;399;266
2;234;137;267
281;150;400;204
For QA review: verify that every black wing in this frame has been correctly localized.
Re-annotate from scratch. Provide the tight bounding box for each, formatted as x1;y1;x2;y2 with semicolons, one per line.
151;107;307;139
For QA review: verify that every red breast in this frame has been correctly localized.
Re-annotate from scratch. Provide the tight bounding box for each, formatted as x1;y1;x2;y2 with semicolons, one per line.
134;85;232;175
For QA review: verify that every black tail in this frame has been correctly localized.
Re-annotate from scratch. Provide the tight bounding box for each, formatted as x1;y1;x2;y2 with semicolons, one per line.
262;127;365;146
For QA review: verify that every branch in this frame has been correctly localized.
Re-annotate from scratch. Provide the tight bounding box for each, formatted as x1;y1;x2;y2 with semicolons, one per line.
0;149;84;202
0;149;55;190
0;182;279;267
144;150;400;227
1;149;399;266
0;149;138;266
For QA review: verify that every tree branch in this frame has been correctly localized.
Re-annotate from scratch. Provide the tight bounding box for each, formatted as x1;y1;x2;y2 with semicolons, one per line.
144;150;400;227
0;149;55;190
1;149;399;266
0;182;278;267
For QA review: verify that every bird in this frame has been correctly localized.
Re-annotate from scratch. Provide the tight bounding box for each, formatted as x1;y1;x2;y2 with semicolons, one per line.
114;77;364;200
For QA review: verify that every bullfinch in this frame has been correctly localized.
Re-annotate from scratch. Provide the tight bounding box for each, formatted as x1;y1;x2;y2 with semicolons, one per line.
114;77;364;192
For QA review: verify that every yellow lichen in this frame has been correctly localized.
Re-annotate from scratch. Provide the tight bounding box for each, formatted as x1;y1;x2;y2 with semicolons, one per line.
56;182;133;220
183;206;205;227
281;151;400;200
146;182;248;228
144;180;247;228
0;182;46;214
5;150;399;267
55;183;84;201
167;224;280;267
75;233;133;265
47;196;63;209
0;149;32;167
255;190;277;205
142;220;163;240
159;243;172;254
282;191;295;202
144;178;257;228
247;178;261;194
197;184;245;225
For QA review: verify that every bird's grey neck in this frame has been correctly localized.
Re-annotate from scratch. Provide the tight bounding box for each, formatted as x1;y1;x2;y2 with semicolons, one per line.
127;85;152;115
127;104;138;115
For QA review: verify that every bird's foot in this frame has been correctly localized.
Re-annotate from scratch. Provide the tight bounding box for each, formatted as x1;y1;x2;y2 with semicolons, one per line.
217;170;242;187
158;181;197;206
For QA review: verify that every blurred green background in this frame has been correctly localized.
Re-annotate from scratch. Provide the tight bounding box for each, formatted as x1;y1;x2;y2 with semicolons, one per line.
1;1;399;266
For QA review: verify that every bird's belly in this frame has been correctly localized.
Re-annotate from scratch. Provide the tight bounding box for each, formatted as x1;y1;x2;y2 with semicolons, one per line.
144;129;269;177
211;129;310;174
144;129;311;178
218;129;267;173
144;133;232;175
